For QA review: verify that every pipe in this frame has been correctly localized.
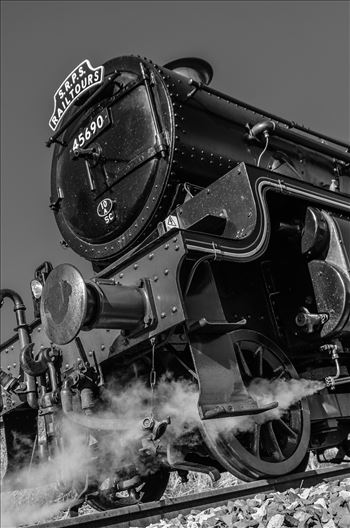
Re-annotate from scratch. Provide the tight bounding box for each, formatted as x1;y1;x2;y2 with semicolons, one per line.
0;289;37;408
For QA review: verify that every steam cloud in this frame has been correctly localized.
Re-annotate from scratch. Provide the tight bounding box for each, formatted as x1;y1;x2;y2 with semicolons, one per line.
1;375;324;526
214;377;325;435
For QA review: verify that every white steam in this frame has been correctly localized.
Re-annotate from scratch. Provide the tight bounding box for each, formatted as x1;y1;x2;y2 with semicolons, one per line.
212;377;325;435
1;496;71;528
0;375;324;526
249;377;325;420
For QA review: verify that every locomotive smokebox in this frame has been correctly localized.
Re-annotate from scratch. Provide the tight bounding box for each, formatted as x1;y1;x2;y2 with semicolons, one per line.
40;264;146;345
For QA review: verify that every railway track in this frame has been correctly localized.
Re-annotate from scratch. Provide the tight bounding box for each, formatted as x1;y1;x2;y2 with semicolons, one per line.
25;464;350;528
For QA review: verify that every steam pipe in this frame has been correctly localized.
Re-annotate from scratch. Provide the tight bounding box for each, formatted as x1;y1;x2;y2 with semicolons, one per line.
0;289;38;408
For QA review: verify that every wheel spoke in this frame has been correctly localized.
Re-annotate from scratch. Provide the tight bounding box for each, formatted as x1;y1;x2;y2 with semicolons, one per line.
278;418;298;440
234;342;253;378
267;422;284;461
200;331;309;479
271;366;287;382
254;346;264;377
251;423;261;458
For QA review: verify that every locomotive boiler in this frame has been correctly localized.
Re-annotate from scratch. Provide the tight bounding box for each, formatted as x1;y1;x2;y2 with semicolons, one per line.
1;54;350;511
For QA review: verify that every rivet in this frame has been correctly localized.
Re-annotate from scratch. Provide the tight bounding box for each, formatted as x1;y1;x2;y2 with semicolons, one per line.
65;364;69;369
175;245;180;251
154;275;158;282
38;327;41;332
173;237;177;242
5;349;8;354
149;253;154;260
120;273;124;278
164;244;169;249
161;312;166;318
7;365;11;370
101;345;105;351
207;189;210;194
134;264;138;270
89;351;93;356
172;306;178;313
164;269;169;275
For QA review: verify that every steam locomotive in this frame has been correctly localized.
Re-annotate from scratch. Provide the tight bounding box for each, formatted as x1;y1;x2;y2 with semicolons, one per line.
1;54;350;511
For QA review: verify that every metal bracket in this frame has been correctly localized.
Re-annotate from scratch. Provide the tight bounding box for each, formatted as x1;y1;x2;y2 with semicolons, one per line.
46;71;121;147
185;262;277;419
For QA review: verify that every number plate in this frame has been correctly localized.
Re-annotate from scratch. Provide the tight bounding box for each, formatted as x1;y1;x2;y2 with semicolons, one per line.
72;108;110;151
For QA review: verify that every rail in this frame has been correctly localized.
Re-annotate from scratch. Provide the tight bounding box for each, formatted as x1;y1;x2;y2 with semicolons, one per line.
25;464;350;528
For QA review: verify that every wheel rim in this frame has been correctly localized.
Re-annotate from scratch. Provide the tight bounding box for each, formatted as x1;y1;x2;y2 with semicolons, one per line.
200;330;310;480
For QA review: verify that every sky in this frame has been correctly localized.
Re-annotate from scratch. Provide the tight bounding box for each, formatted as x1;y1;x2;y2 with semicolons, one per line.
1;0;349;341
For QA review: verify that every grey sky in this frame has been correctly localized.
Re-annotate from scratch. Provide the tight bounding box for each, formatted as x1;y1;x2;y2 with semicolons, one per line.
1;1;349;340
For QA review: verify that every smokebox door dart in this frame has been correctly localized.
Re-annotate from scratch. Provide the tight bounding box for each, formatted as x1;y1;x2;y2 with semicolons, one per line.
1;53;350;515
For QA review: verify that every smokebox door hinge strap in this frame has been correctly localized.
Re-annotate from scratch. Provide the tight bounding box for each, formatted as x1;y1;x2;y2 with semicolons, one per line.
98;143;167;199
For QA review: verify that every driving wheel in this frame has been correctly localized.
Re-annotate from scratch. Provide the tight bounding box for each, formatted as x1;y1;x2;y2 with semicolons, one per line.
200;330;310;480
